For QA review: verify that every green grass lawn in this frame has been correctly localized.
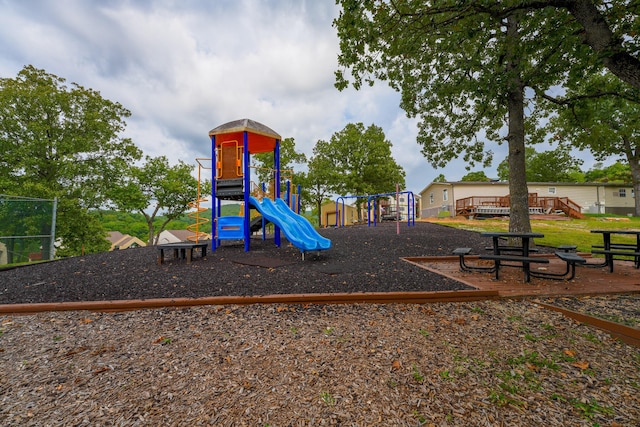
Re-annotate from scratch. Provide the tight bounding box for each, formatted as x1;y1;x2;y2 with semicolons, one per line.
429;214;640;253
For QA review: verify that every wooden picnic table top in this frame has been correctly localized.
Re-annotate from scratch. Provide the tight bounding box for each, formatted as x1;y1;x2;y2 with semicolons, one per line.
590;229;640;235
480;232;545;238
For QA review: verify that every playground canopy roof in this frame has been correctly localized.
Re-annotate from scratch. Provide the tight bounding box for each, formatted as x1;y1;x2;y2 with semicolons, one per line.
209;118;281;154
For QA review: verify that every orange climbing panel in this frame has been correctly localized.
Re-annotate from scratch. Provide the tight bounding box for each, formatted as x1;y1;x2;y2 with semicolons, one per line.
217;140;243;179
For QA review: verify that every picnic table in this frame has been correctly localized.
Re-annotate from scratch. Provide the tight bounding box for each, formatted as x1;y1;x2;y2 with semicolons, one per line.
479;232;547;282
454;232;586;282
157;242;209;265
590;230;640;272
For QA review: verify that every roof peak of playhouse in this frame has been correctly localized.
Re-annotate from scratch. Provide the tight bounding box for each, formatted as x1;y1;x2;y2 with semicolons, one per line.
208;118;281;140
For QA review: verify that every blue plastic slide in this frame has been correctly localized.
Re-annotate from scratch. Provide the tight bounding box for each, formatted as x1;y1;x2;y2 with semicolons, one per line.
249;196;331;253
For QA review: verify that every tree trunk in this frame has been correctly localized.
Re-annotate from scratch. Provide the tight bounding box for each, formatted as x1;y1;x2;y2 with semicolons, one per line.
624;139;640;216
505;14;532;235
147;222;155;246
316;198;323;227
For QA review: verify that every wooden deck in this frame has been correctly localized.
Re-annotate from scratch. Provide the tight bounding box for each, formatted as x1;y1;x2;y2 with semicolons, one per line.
404;254;640;298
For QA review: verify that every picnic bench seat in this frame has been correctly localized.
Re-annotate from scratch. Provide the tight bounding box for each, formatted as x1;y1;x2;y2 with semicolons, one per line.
157;242;209;265
484;246;539;253
590;249;640;271
452;248;493;271
530;251;586;280
453;247;495;272
592;243;638;249
478;254;549;282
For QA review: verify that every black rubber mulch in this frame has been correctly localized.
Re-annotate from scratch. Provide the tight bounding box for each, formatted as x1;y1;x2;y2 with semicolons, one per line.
1;222;501;305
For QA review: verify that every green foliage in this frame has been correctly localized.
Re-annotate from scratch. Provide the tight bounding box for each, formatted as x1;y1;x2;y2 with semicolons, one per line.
541;71;640;213
334;2;589;170
96;210;156;240
55;200;110;257
585;161;632;184
461;171;491;182
319;390;335;406
411;364;424;382
251;137;307;185
304;122;406;223
544;72;640;164
496;146;584;182
334;1;639;231
318;122;405;193
0;195;56;263
0;65;142;256
433;174;447;183
302;141;341;225
108;156;209;245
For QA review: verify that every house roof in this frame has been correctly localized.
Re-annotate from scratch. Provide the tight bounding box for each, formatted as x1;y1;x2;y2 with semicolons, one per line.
106;231;126;246
106;232;146;250
163;230;193;241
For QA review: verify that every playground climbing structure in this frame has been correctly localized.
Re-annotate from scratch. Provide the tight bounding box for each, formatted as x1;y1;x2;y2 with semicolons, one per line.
203;118;330;256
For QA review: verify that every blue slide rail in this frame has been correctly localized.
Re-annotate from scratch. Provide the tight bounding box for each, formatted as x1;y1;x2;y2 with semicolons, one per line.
249;196;331;253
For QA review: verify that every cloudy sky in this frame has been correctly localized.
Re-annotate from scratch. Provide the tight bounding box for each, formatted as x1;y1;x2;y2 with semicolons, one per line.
0;1;599;194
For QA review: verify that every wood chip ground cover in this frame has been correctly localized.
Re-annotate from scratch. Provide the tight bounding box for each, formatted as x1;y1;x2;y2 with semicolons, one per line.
1;301;639;426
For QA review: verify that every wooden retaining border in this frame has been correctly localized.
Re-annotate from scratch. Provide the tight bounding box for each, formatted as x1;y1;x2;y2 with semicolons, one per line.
0;289;500;315
537;302;640;348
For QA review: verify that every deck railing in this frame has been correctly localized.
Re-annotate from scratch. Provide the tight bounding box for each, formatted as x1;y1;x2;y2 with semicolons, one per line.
456;194;584;218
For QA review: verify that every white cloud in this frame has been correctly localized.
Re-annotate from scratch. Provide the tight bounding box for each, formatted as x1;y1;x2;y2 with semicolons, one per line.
2;0;600;198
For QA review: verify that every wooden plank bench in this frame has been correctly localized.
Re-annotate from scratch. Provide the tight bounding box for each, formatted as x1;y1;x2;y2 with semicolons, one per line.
157;242;209;265
530;251;586;280
479;254;549;282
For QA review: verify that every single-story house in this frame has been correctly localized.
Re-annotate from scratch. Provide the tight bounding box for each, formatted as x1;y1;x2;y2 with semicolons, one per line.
106;231;147;251
420;181;635;218
320;201;360;227
157;229;212;244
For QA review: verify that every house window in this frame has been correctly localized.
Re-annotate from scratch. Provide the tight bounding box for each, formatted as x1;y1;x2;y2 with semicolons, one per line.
429;192;434;204
443;189;448;201
619;189;626;198
548;187;556;195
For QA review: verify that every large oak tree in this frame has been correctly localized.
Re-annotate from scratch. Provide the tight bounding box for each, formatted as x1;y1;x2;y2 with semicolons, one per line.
0;65;141;255
109;156;209;245
310;123;406;221
334;0;639;231
542;72;640;214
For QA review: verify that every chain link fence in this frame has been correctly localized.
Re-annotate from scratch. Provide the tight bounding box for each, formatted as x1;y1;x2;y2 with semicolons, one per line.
0;195;57;265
